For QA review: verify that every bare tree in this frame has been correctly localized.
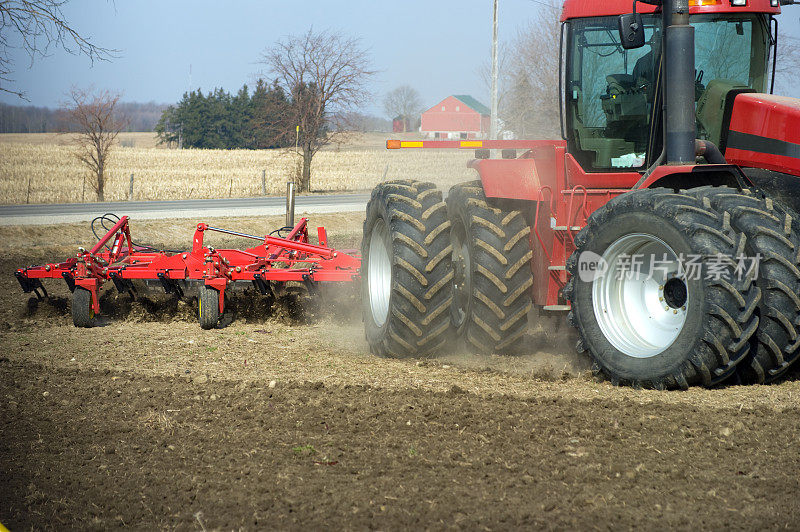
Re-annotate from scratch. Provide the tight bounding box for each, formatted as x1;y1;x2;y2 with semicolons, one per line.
775;34;800;96
62;87;126;201
0;0;114;99
383;85;422;131
259;28;376;192
499;1;561;139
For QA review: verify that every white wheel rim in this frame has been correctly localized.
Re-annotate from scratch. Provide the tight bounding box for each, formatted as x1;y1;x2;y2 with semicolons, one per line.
592;233;688;358
368;219;392;327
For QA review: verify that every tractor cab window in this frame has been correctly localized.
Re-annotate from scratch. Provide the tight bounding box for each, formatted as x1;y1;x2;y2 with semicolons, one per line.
694;14;769;93
694;13;770;147
566;15;660;171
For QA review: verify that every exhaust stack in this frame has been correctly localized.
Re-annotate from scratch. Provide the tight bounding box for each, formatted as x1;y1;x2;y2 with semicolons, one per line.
664;0;697;164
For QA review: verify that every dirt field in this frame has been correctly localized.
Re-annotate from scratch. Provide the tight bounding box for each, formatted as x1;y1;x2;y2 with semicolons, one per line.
2;214;800;530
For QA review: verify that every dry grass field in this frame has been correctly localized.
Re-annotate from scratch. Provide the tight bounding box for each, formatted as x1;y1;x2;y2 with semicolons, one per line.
0;132;475;204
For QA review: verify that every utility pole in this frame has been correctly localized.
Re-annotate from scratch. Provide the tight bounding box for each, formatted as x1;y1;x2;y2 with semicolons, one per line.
490;0;499;141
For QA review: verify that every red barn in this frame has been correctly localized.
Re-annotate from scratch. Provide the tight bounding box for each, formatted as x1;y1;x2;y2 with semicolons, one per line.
392;115;413;133
420;95;490;140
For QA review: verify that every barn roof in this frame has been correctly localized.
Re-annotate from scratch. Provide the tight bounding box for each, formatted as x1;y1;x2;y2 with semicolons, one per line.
453;95;490;116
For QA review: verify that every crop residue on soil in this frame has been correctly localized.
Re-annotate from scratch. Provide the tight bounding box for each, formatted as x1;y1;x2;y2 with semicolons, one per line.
2;361;800;530
2;219;800;528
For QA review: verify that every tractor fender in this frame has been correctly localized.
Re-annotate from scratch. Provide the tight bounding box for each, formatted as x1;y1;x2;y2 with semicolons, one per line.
469;157;542;201
636;163;751;191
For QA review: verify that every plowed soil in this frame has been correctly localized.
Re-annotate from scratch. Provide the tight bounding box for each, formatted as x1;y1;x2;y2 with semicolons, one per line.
1;214;799;530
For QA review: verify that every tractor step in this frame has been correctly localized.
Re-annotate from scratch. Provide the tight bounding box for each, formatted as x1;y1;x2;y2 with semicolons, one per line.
543;304;570;311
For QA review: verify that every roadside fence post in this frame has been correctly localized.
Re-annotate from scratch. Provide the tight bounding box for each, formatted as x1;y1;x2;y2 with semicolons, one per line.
26;176;31;204
262;169;266;196
129;173;134;201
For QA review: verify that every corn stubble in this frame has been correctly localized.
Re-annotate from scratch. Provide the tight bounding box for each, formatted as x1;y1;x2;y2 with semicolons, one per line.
0;136;474;203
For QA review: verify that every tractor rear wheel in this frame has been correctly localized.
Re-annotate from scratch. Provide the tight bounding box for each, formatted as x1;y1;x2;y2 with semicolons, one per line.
690;187;800;383
72;287;95;328
564;188;760;389
447;181;533;353
362;180;453;357
199;285;220;330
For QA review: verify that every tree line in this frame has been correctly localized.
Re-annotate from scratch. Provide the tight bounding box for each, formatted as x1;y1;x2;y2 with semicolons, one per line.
155;79;301;150
0;101;167;133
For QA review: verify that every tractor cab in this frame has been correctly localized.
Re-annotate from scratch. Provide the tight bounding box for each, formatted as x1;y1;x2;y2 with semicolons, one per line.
563;6;773;173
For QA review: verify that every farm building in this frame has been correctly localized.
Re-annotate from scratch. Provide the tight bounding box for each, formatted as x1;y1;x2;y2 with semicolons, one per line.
392;115;418;133
420;95;490;140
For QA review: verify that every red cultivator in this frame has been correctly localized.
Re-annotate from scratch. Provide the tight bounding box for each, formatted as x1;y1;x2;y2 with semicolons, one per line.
15;214;361;329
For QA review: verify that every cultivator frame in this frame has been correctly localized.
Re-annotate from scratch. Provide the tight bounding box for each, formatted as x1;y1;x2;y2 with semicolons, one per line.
16;214;360;327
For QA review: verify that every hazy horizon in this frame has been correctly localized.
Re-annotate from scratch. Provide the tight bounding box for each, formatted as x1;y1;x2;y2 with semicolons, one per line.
1;0;799;118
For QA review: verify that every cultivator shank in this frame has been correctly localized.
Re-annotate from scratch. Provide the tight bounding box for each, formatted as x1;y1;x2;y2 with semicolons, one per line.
16;215;360;328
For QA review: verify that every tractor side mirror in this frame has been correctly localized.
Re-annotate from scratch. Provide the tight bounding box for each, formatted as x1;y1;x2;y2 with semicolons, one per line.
619;13;645;49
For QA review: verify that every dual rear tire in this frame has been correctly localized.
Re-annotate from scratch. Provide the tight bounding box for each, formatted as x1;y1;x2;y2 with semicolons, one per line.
447;182;533;353
564;187;800;388
362;179;532;358
364;181;800;387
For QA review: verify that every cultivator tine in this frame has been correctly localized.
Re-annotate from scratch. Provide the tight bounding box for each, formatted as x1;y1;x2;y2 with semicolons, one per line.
303;278;321;301
252;274;270;295
35;284;48;300
15;271;47;300
157;272;183;297
61;272;75;292
15;270;32;292
110;272;136;299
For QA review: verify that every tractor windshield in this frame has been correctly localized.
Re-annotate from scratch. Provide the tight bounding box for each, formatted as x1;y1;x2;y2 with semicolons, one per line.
565;15;661;171
565;13;770;172
694;14;770;95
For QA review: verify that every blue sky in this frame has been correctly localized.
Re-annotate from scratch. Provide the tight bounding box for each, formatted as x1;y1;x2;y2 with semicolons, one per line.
2;0;799;116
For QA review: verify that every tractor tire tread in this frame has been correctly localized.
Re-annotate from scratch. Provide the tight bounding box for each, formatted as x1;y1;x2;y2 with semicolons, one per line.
689;186;800;383
199;285;220;330
72;287;94;328
447;180;533;354
362;180;453;358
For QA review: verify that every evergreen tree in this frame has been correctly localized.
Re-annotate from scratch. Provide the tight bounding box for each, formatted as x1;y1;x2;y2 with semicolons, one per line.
155;79;324;151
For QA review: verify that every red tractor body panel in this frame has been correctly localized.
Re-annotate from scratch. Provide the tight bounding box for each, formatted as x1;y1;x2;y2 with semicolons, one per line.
725;93;800;177
469;141;565;200
560;0;780;21
471;141;634;307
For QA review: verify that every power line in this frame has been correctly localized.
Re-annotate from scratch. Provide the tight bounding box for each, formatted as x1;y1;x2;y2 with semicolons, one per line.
528;0;561;12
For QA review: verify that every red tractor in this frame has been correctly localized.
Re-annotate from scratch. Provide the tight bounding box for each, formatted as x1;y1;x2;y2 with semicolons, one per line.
361;0;800;388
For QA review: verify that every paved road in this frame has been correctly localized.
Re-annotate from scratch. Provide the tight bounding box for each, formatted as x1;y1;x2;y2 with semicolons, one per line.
0;193;372;226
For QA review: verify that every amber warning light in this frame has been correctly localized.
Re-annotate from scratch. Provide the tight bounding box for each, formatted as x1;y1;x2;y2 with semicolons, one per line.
386;140;487;149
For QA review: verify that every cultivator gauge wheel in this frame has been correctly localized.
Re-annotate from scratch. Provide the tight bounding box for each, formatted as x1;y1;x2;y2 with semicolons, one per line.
199;285;221;330
447;181;533;354
565;188;761;389
72;287;95;328
361;179;454;357
689;187;800;383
